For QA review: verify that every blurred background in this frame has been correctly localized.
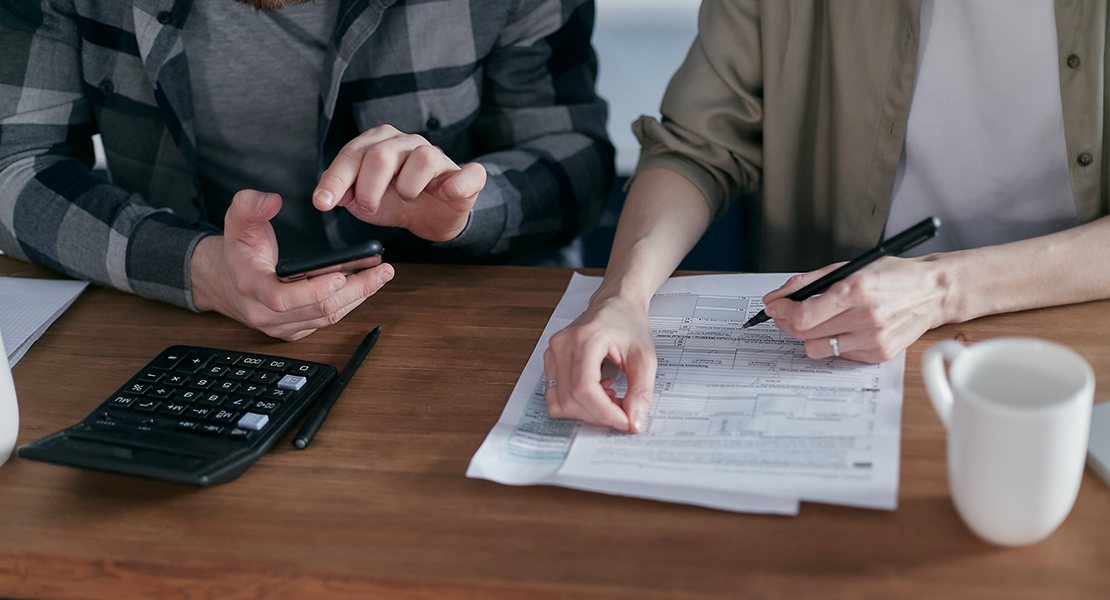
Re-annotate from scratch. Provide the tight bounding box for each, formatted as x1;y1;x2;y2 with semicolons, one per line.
585;0;748;272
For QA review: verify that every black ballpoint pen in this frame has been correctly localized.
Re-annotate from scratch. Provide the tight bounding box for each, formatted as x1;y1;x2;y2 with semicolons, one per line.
292;325;381;449
739;216;941;330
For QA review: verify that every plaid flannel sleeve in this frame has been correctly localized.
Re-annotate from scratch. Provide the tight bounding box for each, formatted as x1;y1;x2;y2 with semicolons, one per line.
0;0;214;309
432;0;614;259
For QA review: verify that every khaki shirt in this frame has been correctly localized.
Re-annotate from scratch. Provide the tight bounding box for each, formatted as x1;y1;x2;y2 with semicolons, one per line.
634;0;1108;271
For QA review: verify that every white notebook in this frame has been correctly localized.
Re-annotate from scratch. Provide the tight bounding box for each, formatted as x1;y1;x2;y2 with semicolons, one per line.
0;277;88;366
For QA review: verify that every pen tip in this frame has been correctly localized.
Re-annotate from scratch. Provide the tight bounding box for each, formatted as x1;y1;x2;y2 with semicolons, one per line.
294;439;306;449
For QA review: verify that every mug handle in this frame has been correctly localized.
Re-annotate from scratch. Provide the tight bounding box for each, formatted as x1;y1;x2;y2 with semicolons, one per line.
921;340;965;430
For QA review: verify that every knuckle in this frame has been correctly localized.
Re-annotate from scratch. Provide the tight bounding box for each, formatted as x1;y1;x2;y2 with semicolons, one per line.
365;145;391;165
338;145;364;165
243;307;273;329
792;306;814;331
369;124;398;137
548;329;570;350
315;295;342;319
405;133;429;146
406;147;438;173
547;403;567;419
260;290;287;313
862;307;886;328
570;380;595;400
324;309;344;327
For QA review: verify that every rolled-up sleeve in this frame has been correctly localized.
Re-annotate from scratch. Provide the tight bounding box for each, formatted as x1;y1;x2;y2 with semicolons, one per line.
633;0;764;220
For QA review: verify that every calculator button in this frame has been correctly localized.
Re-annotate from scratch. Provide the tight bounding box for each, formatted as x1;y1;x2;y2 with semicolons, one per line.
277;375;307;391
226;397;254;411
289;363;318;377
213;352;240;365
263;359;290;372
198;393;224;406
251;371;280;385
92;419;138;433
147;386;174;399
211;409;238;423
240;356;265;368
134;399;161;412
237;412;269;431
239;384;267;397
175;420;200;432
188;378;216;390
227;428;251;440
176;350;214;373
187;406;213;419
250;400;279;414
151;351;186;370
175;389;201;403
227;368;254;381
163;373;189;386
265;388;294;401
198;424;225;436
109;395;137;408
126;383;151;395
216;381;240;394
160;402;188;416
203;365;228;378
137;371;163;383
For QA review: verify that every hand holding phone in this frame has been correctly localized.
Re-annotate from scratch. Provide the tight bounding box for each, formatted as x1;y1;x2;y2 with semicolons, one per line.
275;240;384;283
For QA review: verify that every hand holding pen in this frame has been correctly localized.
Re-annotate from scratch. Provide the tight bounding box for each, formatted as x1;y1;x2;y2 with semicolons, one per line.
756;217;941;363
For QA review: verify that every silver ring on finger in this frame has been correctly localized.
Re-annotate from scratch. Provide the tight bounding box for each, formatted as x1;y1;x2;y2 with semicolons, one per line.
546;378;558;389
829;336;840;358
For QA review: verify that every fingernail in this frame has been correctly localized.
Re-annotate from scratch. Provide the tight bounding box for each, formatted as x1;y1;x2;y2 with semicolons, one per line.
330;276;344;292
379;268;394;286
254;194;267;212
316;189;334;207
632;408;646;432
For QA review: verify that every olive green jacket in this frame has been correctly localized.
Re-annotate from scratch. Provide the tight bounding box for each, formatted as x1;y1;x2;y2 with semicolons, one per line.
634;0;1108;271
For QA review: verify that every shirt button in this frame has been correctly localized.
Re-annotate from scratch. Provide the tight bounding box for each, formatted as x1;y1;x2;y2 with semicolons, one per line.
426;116;440;130
157;11;172;25
1067;54;1081;69
98;79;114;95
1078;152;1093;166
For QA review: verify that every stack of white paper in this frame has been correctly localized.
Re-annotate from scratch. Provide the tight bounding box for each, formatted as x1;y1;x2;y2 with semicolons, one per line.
467;273;905;515
0;277;88;365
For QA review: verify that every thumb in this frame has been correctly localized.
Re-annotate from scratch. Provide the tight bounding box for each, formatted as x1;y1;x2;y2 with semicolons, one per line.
226;190;281;240
438;162;486;202
621;348;657;434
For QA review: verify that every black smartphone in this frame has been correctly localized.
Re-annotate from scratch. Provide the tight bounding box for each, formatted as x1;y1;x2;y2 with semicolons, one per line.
275;240;384;283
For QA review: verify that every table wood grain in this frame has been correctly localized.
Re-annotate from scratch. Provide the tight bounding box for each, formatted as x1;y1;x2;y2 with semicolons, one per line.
1;256;1108;599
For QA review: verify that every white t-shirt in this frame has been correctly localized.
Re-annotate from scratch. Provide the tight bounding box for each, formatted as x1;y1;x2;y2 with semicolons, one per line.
884;0;1077;255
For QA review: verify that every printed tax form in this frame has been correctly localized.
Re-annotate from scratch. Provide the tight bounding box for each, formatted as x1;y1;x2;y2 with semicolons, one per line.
467;273;905;513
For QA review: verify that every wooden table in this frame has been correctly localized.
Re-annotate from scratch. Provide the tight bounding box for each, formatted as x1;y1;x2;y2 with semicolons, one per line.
1;256;1108;599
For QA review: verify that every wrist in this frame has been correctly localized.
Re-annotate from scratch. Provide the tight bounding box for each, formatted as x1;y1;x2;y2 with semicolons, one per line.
923;252;964;326
189;235;223;312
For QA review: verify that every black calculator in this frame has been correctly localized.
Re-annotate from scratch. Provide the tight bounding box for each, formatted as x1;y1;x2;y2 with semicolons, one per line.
18;346;337;486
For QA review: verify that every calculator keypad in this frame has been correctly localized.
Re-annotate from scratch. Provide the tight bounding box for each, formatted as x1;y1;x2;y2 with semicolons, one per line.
88;347;331;444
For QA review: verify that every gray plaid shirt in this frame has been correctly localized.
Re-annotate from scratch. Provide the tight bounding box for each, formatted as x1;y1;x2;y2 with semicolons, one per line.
0;0;613;309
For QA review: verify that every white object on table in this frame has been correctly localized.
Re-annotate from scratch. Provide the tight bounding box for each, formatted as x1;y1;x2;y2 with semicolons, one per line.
0;329;19;467
923;338;1095;546
0;277;88;365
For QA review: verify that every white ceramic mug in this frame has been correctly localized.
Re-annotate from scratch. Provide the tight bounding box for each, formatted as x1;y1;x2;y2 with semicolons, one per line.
922;337;1094;546
0;330;18;467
